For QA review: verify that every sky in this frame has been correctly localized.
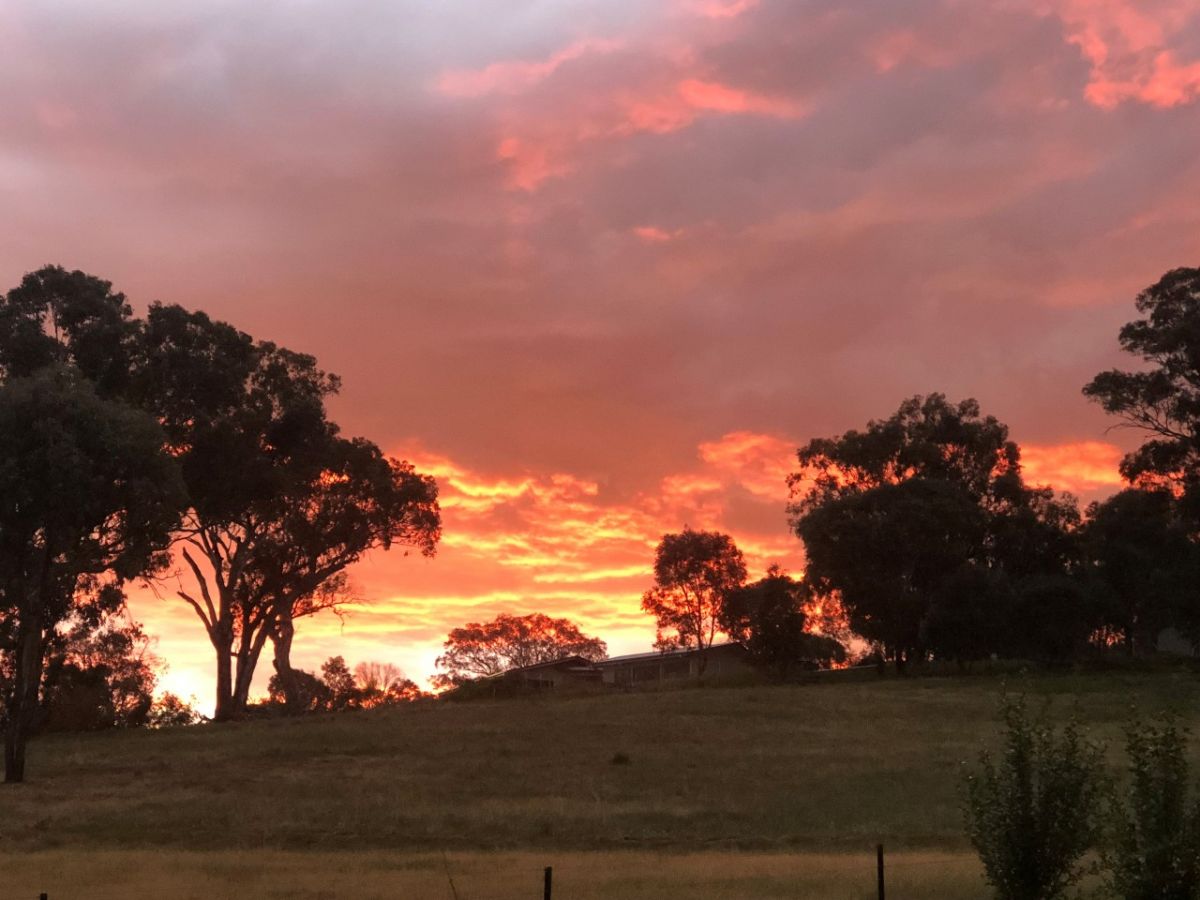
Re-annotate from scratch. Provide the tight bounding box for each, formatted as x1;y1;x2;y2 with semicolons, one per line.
1;0;1198;706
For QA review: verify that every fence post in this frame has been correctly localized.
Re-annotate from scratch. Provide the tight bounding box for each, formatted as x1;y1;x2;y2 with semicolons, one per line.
544;865;553;900
876;844;885;900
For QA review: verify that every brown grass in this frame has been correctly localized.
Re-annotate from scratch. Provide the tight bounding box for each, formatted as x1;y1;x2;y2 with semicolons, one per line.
0;849;987;899
3;670;1196;895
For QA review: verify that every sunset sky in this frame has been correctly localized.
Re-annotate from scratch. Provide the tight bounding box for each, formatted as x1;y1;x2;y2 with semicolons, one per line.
2;0;1197;705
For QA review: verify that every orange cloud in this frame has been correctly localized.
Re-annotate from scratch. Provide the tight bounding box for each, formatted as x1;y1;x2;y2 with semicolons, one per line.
1020;440;1125;492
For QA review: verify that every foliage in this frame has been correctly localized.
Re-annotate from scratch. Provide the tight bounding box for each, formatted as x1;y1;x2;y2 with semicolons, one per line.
718;566;845;678
1007;575;1100;664
0;266;441;722
790;395;1084;670
43;612;159;731
267;657;425;712
433;613;607;688
964;697;1105;900
267;668;330;713
321;656;358;711
1084;488;1197;655
921;565;1014;664
0;369;184;782
1084;268;1200;503
1105;716;1200;900
798;477;985;667
641;528;747;663
147;693;205;728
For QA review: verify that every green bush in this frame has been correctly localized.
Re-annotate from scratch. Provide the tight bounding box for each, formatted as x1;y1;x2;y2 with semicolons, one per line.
1105;716;1200;900
964;697;1105;900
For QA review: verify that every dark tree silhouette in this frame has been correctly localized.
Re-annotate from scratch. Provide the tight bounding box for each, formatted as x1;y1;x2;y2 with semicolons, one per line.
790;394;1082;669
718;566;845;678
43;612;160;730
798;478;985;669
147;693;205;728
641;528;747;672
1083;488;1196;655
433;612;607;688
1084;267;1200;506
0;370;183;782
0;267;441;722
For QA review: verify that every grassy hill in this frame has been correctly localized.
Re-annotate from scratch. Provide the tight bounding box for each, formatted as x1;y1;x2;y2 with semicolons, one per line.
3;670;1199;897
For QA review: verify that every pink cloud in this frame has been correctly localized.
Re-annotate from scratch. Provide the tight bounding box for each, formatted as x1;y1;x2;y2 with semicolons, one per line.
687;0;760;20
435;38;623;98
632;225;680;242
1043;0;1200;107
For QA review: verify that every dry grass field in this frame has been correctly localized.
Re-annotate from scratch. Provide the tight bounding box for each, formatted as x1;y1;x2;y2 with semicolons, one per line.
2;670;1198;896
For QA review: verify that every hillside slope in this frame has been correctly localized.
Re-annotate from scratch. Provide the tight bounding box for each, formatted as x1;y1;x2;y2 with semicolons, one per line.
5;672;1198;853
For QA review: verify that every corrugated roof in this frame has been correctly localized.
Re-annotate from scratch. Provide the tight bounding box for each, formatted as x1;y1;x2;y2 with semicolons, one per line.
595;642;743;666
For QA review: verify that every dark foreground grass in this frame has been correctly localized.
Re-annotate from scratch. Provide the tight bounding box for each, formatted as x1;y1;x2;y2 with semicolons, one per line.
0;849;990;899
2;671;1198;856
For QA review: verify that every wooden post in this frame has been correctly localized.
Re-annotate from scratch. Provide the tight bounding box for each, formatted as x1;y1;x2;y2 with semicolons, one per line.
543;865;553;900
876;844;885;900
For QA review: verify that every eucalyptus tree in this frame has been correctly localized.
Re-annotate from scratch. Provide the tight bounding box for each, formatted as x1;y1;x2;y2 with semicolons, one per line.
0;370;183;781
0;266;441;721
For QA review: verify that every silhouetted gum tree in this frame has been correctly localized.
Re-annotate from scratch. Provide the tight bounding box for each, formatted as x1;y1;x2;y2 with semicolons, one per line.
1084;268;1200;507
1083;488;1196;655
798;478;985;669
133;303;346;720
244;437;440;714
0;266;137;396
0;370;183;782
790;394;1084;669
137;304;441;719
0;266;442;722
641;528;747;672
433;612;607;688
718;566;845;679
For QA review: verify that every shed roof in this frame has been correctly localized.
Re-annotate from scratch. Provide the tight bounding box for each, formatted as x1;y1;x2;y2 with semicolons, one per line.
595;642;745;666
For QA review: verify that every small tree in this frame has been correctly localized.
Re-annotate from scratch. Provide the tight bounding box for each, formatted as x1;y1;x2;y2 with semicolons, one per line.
321;656;358;710
1106;717;1200;900
641;528;746;671
433;612;607;688
718;566;844;678
964;697;1105;900
147;693;205;728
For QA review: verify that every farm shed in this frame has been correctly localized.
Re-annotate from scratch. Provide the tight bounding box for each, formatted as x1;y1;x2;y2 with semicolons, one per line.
594;643;751;686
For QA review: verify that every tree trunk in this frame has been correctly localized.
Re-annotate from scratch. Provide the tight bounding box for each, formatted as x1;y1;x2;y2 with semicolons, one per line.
4;607;44;784
211;625;235;722
271;617;300;714
229;622;272;716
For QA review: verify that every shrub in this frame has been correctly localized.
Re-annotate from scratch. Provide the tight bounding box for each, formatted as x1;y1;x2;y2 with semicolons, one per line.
964;697;1105;900
1105;716;1200;900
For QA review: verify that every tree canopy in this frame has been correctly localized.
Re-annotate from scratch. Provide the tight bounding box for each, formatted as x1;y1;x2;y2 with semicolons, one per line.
0;266;441;722
433;612;607;688
718;566;845;678
1084;267;1200;506
641;528;747;669
0;370;184;782
790;394;1084;669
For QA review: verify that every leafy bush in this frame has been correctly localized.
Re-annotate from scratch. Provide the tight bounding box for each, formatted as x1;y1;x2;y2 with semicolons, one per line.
964;697;1105;900
1105;716;1200;900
